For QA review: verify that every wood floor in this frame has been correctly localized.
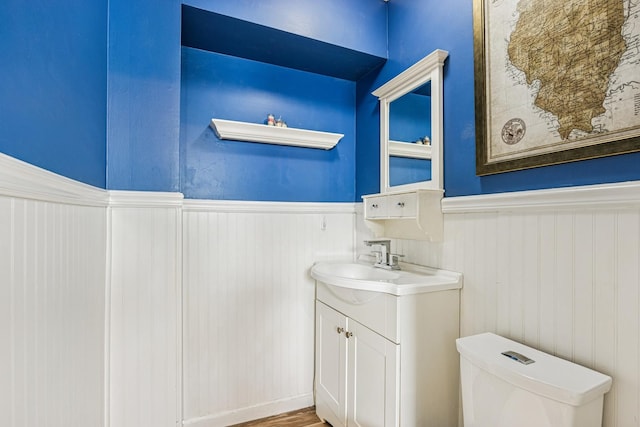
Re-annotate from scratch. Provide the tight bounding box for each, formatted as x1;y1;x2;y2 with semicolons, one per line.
230;406;328;427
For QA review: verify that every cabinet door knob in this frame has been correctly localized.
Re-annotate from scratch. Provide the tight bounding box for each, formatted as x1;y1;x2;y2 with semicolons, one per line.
345;331;353;338
336;327;345;334
397;202;405;207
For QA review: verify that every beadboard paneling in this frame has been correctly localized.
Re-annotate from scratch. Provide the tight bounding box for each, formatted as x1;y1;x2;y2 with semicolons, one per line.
0;196;107;427
444;209;632;427
356;184;640;427
182;203;355;426
108;196;181;427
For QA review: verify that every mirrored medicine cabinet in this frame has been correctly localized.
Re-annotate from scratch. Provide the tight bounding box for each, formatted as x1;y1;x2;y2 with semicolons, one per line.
362;49;448;241
372;49;448;193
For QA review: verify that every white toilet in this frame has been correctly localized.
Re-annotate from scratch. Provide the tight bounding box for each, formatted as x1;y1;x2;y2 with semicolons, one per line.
456;333;612;427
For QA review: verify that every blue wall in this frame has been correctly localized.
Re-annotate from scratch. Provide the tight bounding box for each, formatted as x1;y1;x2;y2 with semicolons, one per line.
180;47;356;202
356;0;640;198
0;0;108;188
355;67;383;198
106;0;182;192
6;0;637;199
178;0;386;202
356;0;476;198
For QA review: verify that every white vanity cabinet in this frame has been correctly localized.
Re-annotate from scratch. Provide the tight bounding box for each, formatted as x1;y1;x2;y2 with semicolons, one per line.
315;301;399;427
314;273;461;427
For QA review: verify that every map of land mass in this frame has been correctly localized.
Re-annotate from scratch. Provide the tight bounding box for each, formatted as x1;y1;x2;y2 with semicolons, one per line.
507;0;627;140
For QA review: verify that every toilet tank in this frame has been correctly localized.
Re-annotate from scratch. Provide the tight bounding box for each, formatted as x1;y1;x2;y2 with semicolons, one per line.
456;333;612;427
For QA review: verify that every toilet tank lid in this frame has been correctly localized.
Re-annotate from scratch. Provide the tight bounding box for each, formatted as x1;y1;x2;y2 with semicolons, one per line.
456;333;612;406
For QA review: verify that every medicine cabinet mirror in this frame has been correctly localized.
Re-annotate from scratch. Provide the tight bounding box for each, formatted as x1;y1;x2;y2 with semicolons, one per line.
373;49;448;193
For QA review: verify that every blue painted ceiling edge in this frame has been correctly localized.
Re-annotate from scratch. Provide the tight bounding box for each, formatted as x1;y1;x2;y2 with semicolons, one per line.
181;5;387;81
181;0;388;58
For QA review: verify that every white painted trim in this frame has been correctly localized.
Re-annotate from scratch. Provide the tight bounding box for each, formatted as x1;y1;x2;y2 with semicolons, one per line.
182;393;314;427
0;152;108;206
372;49;449;100
108;190;184;208
442;180;640;213
104;207;113;427
210;118;343;150
183;199;357;214
174;207;184;427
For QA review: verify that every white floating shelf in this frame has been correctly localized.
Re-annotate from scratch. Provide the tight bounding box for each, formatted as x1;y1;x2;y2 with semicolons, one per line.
389;140;432;159
210;118;343;150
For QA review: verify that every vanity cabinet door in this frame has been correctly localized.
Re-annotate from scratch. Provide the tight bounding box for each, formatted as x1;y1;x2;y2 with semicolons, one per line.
315;302;348;427
315;302;400;427
347;319;399;427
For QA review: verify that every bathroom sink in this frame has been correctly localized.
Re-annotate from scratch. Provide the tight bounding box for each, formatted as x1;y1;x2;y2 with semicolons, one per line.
310;258;462;298
314;262;401;281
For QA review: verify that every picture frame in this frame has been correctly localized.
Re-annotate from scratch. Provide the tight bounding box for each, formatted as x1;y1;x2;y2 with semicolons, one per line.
473;0;640;176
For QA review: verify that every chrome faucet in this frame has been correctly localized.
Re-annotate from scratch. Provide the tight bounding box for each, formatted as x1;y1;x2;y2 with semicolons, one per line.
364;239;402;270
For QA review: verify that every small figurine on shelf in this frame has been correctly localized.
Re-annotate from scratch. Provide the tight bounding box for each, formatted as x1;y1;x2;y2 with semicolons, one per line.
266;114;276;126
276;117;287;128
422;136;431;146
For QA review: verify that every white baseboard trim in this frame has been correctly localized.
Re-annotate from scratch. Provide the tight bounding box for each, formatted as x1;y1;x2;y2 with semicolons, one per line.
182;393;314;427
442;180;640;213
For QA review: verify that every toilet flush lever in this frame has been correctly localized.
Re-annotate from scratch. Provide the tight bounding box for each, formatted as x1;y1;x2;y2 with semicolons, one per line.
502;350;535;365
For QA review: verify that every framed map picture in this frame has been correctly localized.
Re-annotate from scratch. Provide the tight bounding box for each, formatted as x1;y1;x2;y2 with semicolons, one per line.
474;0;640;175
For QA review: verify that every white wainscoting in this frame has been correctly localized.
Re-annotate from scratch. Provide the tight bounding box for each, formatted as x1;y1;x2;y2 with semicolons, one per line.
356;182;640;427
108;191;183;427
14;142;640;427
182;200;356;426
0;154;108;427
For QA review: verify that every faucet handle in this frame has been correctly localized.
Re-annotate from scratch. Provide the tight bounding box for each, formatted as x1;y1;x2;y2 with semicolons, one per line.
390;253;405;266
370;250;383;264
